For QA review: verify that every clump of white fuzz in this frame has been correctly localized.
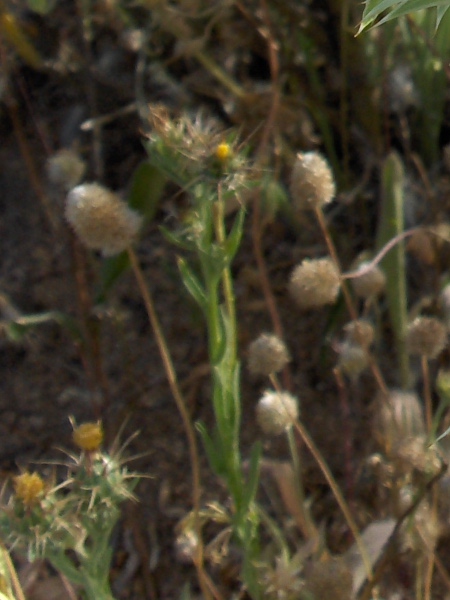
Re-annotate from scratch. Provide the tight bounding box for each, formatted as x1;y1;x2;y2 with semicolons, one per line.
256;390;299;436
65;183;142;256
47;148;86;191
248;333;290;377
288;257;340;309
290;151;335;210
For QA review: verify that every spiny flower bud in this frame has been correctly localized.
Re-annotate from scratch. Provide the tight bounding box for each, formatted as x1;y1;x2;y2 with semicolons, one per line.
256;390;299;436
65;183;142;256
350;261;386;299
290;151;336;210
406;316;447;359
288;258;340;310
14;472;45;507
47;148;86;191
372;390;425;455
248;333;290;377
73;422;104;452
343;319;375;348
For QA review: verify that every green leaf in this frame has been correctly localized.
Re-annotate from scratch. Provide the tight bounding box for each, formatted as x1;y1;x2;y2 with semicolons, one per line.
26;0;56;13
159;226;193;251
5;311;83;344
196;422;225;475
376;152;410;388
224;207;245;261
96;251;130;303
0;545;20;600
128;162;166;223
241;442;262;514
358;0;450;31
177;257;207;312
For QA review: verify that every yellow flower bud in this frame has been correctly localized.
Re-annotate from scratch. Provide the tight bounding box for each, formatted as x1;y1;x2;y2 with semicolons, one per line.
73;422;104;452
215;143;232;163
14;472;45;507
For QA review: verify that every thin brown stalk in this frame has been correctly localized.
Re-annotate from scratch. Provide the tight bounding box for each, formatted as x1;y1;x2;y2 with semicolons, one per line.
250;0;292;391
314;206;388;396
293;419;373;582
127;248;214;600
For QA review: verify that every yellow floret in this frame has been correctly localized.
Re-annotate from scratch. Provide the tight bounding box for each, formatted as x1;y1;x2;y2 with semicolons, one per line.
14;472;45;507
215;143;232;162
73;422;104;452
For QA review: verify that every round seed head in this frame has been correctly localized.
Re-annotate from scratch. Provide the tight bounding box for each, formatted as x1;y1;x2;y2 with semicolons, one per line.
47;148;86;191
290;151;336;211
14;472;45;507
401;500;440;555
248;333;290;377
392;435;441;478
65;183;143;256
174;530;199;564
73;422;104;452
337;341;369;380
343;319;375;348
350;261;386;299
406;316;447;359
288;257;340;310
256;390;299;436
372;390;425;455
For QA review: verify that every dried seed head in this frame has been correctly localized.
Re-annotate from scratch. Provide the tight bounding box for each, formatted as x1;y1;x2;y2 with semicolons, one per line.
343;319;375;348
248;333;290;377
372;390;425;455
73;422;104;452
350;261;386;299
174;530;199;564
406;316;447;359
256;390;299;436
337;341;369;380
401;500;440;555
290;151;336;210
260;553;304;599
392;435;441;478
304;557;353;600
14;472;45;507
288;258;340;310
65;183;142;256
47;148;86;191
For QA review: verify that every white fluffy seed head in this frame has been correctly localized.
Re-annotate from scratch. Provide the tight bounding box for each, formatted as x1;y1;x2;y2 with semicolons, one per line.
256;390;299;436
372;389;425;456
337;342;369;380
290;151;336;211
47;148;86;191
350;261;386;299
406;316;447;359
248;333;290;377
288;257;340;310
65;183;142;256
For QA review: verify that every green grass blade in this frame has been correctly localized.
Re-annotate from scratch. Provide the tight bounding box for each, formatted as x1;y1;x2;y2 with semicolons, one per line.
376;152;410;388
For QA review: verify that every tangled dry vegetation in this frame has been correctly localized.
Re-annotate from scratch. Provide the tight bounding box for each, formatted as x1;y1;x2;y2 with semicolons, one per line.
3;1;450;599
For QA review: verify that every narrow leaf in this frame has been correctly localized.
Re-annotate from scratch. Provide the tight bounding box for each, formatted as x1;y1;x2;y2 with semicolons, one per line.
241;442;262;513
376;152;409;388
224;207;245;261
177;257;207;312
128;162;166;223
97;251;130;303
